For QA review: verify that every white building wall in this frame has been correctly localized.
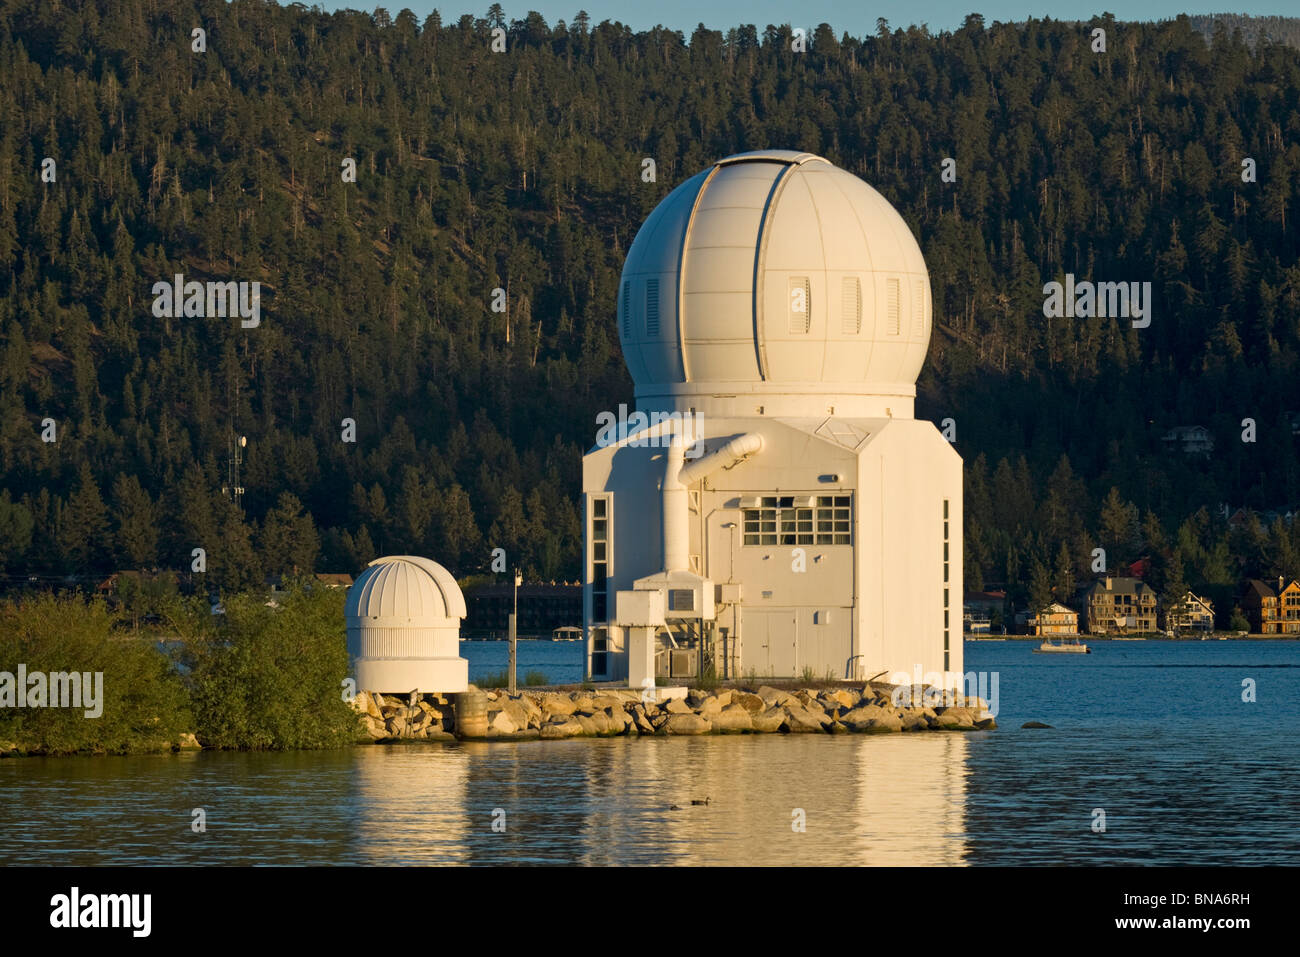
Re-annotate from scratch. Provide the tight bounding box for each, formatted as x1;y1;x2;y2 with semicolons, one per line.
582;415;960;684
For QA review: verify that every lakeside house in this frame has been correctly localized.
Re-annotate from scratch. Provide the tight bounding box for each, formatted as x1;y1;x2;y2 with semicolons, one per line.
1280;578;1300;635
1082;576;1158;634
1163;590;1215;634
1240;578;1298;634
963;589;1006;634
1028;602;1079;636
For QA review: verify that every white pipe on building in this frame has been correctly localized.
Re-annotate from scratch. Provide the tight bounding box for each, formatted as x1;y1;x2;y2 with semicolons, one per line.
678;432;764;486
660;430;764;575
662;435;690;572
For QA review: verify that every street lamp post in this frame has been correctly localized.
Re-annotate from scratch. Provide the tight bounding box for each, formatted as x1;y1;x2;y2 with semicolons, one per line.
509;569;522;693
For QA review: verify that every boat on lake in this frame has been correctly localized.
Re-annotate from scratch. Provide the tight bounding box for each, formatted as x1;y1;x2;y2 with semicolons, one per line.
1033;636;1090;654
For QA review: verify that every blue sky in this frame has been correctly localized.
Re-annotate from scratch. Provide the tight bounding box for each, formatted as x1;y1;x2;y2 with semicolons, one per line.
319;3;1294;34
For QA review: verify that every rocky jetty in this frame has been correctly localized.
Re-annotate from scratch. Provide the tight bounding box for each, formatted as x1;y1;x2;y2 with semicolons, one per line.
350;682;996;742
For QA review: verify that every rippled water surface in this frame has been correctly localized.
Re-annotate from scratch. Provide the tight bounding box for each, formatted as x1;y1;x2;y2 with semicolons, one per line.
2;640;1296;865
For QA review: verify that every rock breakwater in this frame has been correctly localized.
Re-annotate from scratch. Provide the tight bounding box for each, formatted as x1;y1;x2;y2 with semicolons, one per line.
351;682;996;742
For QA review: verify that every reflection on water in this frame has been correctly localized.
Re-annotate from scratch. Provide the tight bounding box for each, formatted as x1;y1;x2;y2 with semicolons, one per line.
0;735;973;866
349;734;970;865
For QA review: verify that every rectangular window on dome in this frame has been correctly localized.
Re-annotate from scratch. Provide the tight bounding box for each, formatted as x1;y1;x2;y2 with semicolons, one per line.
887;278;900;335
788;277;811;334
621;281;631;338
646;278;659;337
841;276;861;334
913;279;925;338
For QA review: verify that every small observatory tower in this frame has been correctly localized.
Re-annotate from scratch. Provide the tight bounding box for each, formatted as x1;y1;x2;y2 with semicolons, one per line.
582;150;962;689
346;556;469;694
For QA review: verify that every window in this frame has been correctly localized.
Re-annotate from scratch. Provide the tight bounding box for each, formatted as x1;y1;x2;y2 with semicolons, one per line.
841;276;861;334
887;278;900;335
591;627;609;677
742;495;851;545
668;589;694;612
789;277;811;334
646;278;659;337
590;496;610;622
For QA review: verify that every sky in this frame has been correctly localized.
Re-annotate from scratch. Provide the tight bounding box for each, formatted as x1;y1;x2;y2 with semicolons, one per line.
316;2;1296;34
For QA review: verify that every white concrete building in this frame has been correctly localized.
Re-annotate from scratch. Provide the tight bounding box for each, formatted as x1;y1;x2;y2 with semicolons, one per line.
582;150;962;689
346;555;469;694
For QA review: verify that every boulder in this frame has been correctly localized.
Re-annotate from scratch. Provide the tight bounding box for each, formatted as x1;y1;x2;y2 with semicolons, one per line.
538;694;576;716
756;686;797;708
573;713;600;736
665;697;693;714
933;707;976;729
176;733;201;750
512;695;543;720
605;706;631;733
784;706;829;733
794;690;822;710
591;694;625;711
540;718;584;739
840;704;893;728
975;718;998;730
824;689;859;709
1021;721;1054;729
710;705;753;733
632;707;656;735
501;699;532;729
362;715;388;740
898;711;931;731
697;696;725;716
488;710;519;735
751;707;787;733
663;713;713;735
732;692;766;714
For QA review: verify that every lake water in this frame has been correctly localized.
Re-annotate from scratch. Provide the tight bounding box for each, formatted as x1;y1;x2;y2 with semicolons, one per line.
2;640;1296;865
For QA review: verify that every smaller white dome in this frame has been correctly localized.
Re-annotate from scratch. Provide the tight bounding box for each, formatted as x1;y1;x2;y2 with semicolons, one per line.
346;556;469;695
345;555;466;623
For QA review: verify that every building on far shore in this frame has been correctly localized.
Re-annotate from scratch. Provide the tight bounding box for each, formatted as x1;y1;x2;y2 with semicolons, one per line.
963;590;1006;634
1240;579;1278;633
1279;578;1300;635
463;582;582;639
1028;602;1079;636
1082;576;1157;634
1163;590;1215;634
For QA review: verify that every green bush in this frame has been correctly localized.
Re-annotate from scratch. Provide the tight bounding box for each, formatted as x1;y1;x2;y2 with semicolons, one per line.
523;670;549;687
0;593;191;755
189;586;357;750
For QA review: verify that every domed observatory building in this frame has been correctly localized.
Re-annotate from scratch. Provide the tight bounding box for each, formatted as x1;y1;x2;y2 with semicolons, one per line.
583;150;962;689
346;556;469;694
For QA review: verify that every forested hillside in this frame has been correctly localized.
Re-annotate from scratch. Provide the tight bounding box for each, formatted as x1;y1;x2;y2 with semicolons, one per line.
1;1;1300;609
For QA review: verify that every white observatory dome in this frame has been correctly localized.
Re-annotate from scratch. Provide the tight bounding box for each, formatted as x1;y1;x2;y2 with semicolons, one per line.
345;556;468;694
619;150;931;418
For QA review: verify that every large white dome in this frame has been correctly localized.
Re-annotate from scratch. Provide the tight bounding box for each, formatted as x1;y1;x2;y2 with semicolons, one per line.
618;150;931;417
